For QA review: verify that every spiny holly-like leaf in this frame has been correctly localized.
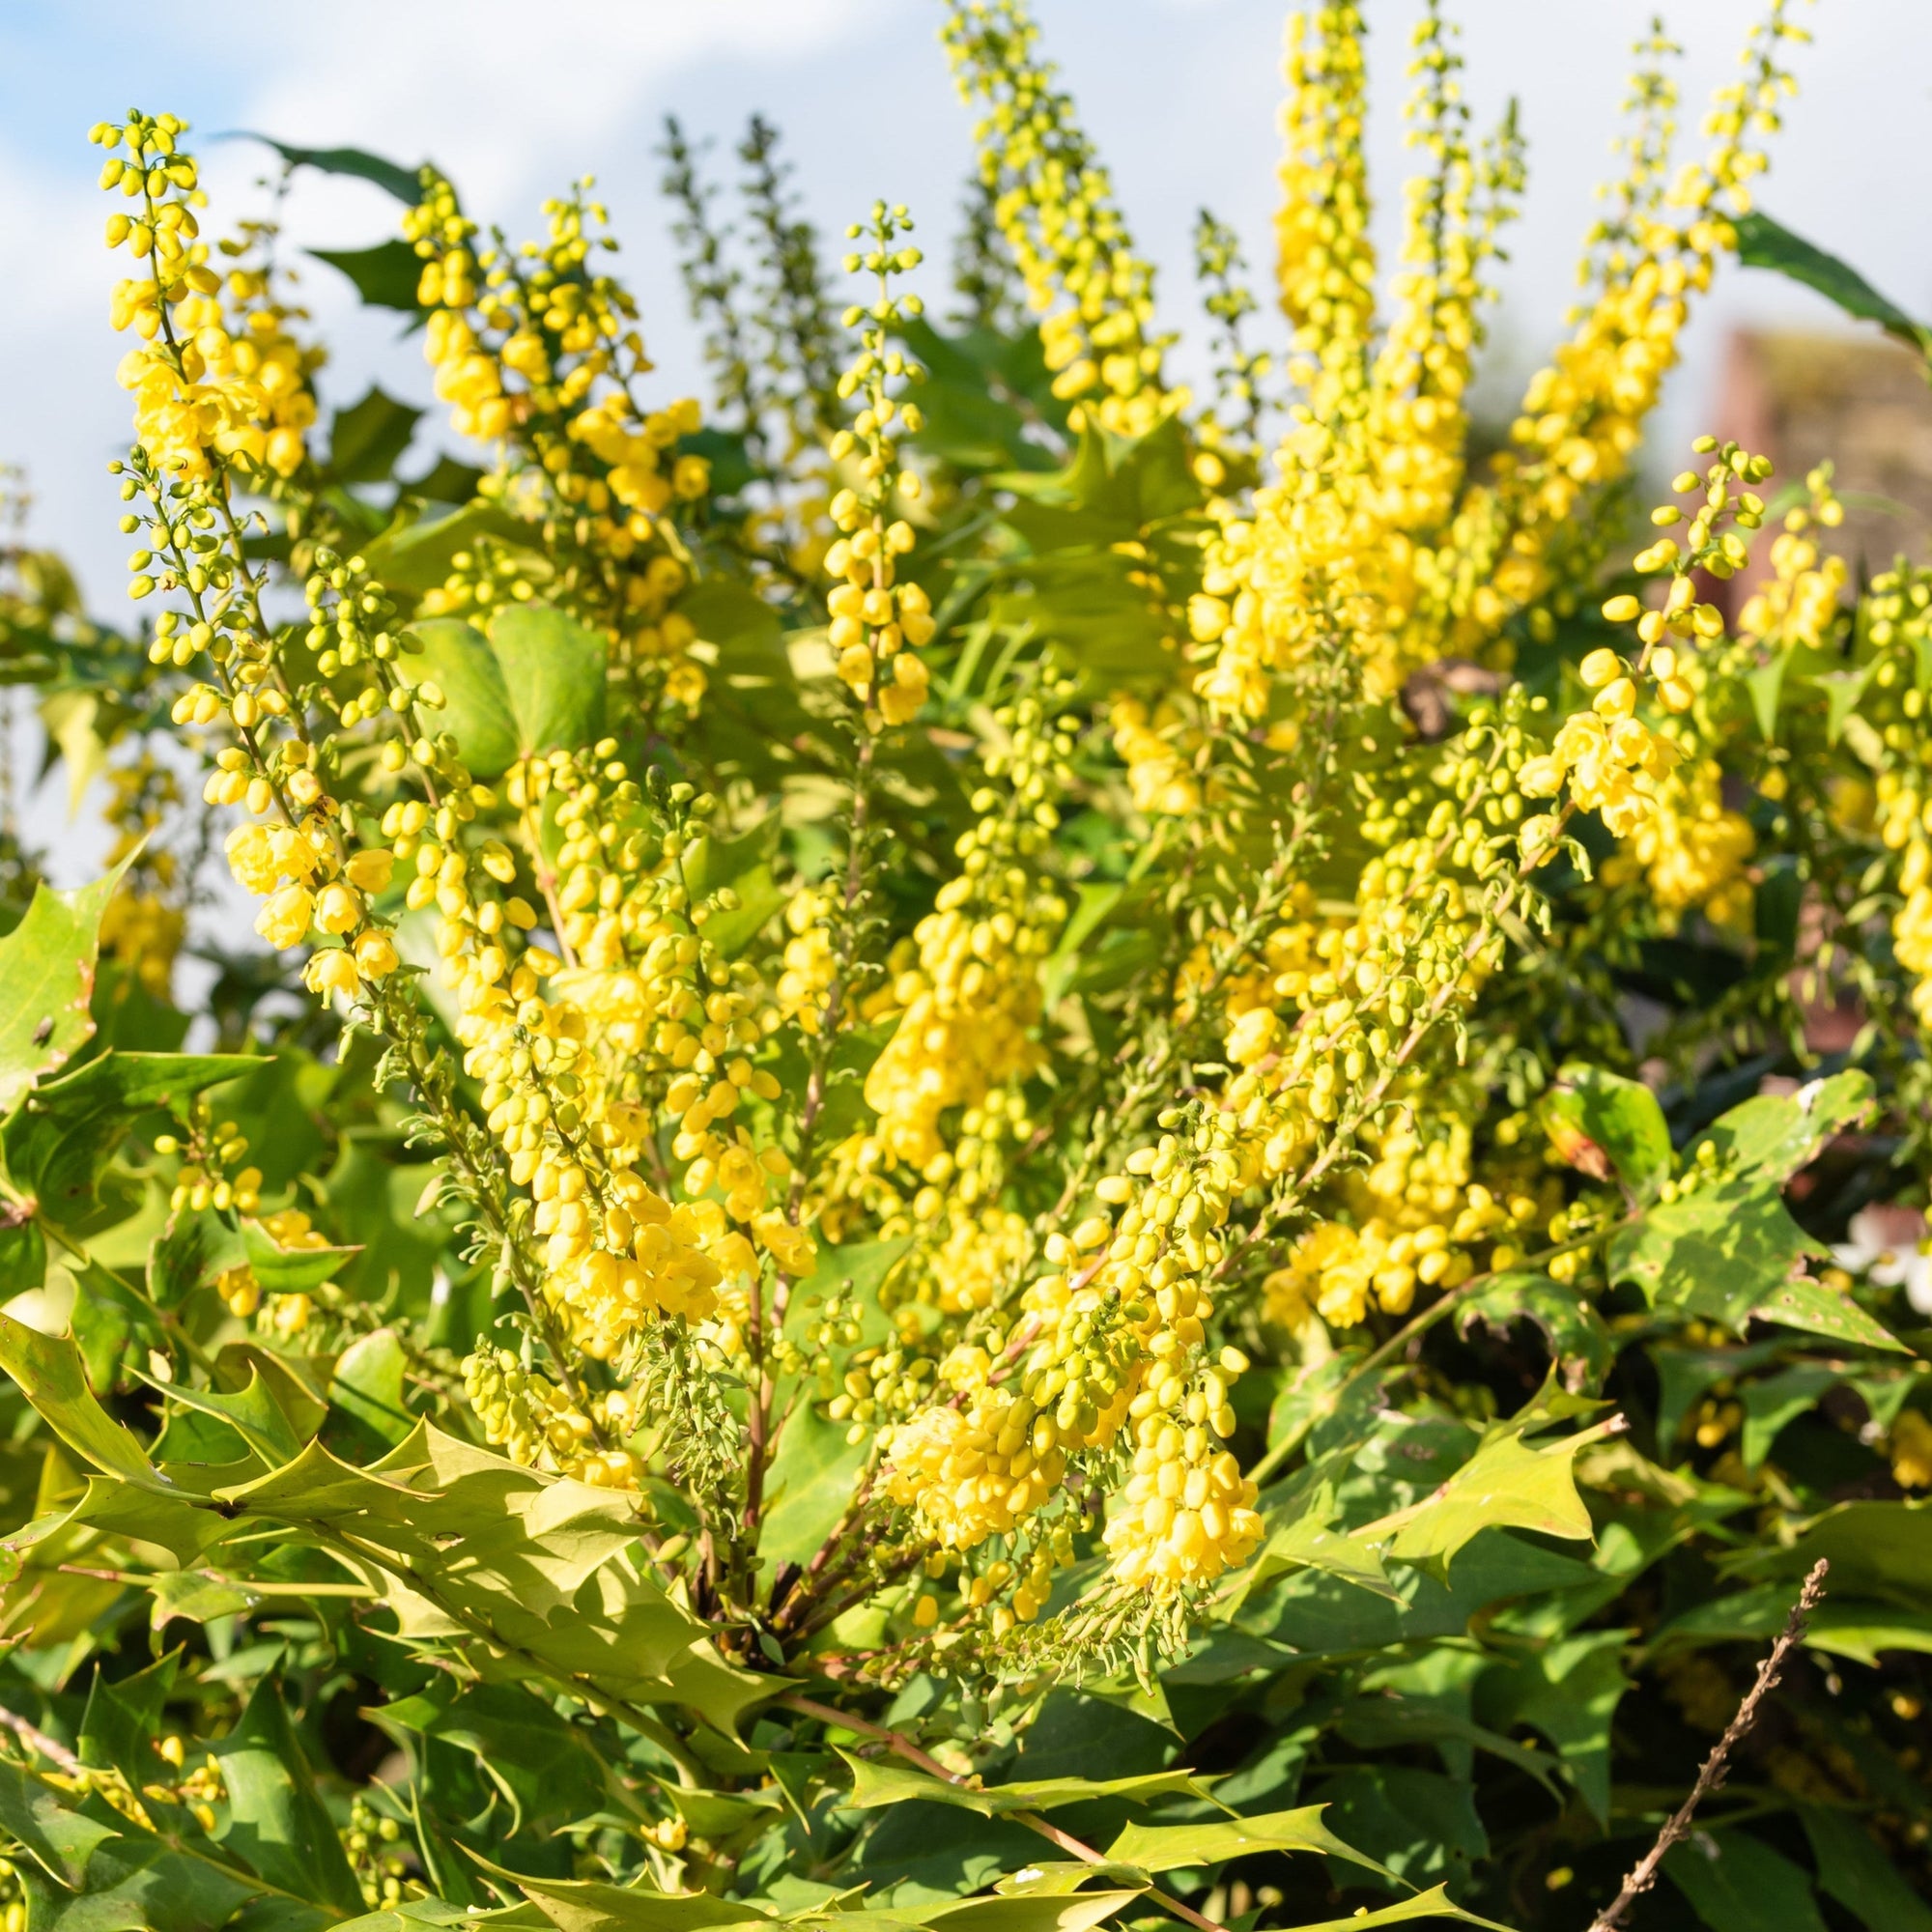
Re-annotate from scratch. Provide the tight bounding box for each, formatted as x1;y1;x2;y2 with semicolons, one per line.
1609;1179;1827;1327
1457;1273;1612;1394
1104;1804;1391;1882
1698;1070;1876;1184
0;859;134;1118
0;1754;120;1888
838;1751;1212;1818
5;1050;255;1224
214;1674;367;1915
0;1312;172;1492
1365;1419;1606;1576
1750;1276;1907;1353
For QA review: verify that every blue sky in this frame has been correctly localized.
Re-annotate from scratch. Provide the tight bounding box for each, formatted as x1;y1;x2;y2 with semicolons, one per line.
3;0;1929;869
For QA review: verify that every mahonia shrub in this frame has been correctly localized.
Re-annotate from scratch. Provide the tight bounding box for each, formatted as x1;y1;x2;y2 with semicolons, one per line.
0;3;1929;1928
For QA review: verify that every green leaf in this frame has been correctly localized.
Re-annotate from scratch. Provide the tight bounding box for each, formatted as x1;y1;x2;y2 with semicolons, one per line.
364;500;537;596
327;384;424;485
488;603;607;759
0;1754;120;1887
1734;210;1932;356
242;135;424;203
1663;1829;1830;1932
204;1425;778;1735
1724;1498;1932;1608
759;1397;868;1571
1475;1630;1630;1823
153;1365;311;1465
6;1051;256;1227
0;864;128;1118
372;1678;612;1835
399;617;521;780
80;1650;180;1795
148;1208;247;1311
505;1870;771;1930
310;241;424;315
1547;1064;1671;1197
330;1327;413;1447
1802;1804;1932;1932
1740;1364;1844;1467
242;1216;360;1295
1750;1277;1906;1353
1222;1889;1506;1932
1366;1419;1602;1576
215;1675;366;1914
1305;1768;1487;1897
1700;1070;1875;1183
1747;651;1789;742
1456;1273;1612;1394
0;1313;172;1491
1104;1804;1391;1882
838;1751;1210;1819
1609;1179;1827;1327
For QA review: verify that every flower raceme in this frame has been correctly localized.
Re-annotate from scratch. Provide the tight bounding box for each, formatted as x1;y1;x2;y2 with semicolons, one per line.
92;0;1870;1686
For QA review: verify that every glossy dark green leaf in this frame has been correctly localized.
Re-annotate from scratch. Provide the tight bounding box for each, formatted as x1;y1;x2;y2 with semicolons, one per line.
242;135;424;203
1663;1828;1829;1932
327;384;424;484
758;1394;868;1571
215;1675;366;1914
1475;1629;1629;1822
310;240;424;315
1734;210;1932;356
80;1650;180;1797
488;603;607;758
1802;1804;1932;1931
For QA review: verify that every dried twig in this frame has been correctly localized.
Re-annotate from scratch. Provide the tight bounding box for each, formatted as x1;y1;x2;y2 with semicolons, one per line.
0;1702;83;1776
1585;1558;1830;1932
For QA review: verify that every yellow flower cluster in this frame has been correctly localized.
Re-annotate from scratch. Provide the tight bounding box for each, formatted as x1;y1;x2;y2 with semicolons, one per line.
1109;694;1202;819
1607;753;1754;931
826;203;934;727
861;683;1071;1174
943;0;1171;436
95;116;319;483
1480;6;1805;631
464;1347;640;1488
1520;440;1771;855
404;171;710;701
1184;7;1801;735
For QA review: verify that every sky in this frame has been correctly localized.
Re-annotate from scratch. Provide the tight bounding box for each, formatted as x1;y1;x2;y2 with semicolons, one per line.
2;0;1928;879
